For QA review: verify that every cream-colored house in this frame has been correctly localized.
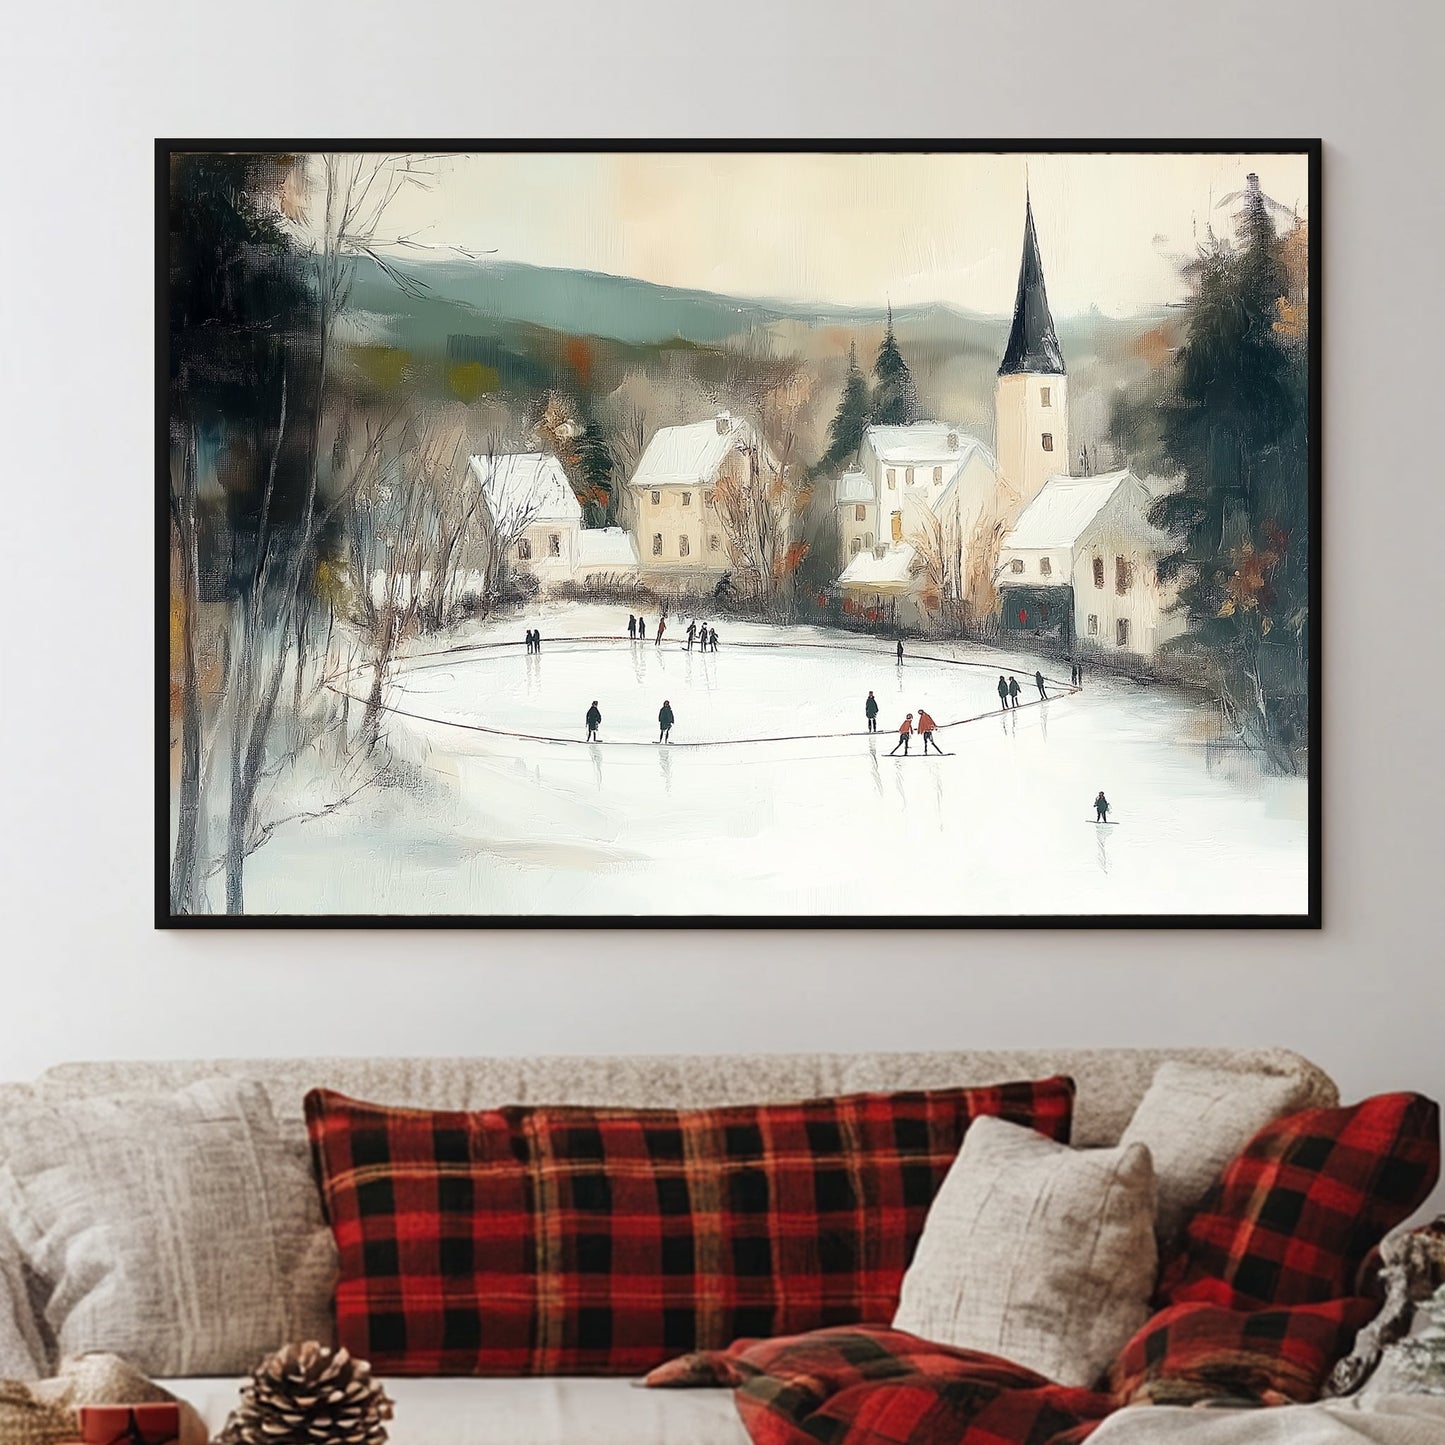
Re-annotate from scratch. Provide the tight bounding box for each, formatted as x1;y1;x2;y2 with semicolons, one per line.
470;453;638;593
996;470;1183;659
628;412;777;587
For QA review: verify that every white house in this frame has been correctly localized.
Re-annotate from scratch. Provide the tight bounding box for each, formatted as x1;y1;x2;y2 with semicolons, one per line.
628;412;778;586
996;469;1183;659
469;453;639;592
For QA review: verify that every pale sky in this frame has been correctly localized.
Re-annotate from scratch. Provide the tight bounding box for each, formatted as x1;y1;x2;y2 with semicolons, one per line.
322;150;1310;319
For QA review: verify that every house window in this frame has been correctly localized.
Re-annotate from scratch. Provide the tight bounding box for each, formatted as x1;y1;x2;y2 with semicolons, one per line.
709;534;720;552
1010;558;1024;574
905;467;915;485
1088;614;1099;636
1041;602;1051;621
855;504;866;522
1039;556;1051;577
933;466;943;484
652;533;663;556
1041;433;1054;452
1117;618;1131;647
651;490;661;506
1115;557;1134;594
891;511;903;543
681;492;691;507
679;535;690;558
850;538;862;556
548;533;561;557
704;490;715;507
1093;557;1105;589
887;469;896;489
517;538;533;561
864;532;874;547
1040;386;1051;407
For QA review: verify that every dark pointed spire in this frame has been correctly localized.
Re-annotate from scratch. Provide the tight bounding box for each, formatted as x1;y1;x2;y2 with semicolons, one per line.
998;194;1065;377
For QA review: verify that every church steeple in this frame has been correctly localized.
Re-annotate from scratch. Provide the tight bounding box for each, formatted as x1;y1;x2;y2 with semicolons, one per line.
998;194;1065;377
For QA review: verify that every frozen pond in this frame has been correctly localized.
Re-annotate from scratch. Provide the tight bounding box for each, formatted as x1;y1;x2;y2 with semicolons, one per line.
243;602;1309;918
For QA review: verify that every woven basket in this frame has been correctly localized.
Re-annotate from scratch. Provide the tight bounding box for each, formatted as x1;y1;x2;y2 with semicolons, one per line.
1;1354;208;1445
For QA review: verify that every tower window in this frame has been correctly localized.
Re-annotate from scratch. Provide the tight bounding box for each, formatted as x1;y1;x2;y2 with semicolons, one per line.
703;489;715;506
887;469;896;489
933;465;943;484
1041;433;1054;452
1039;556;1051;577
681;491;691;507
1117;618;1131;647
1116;557;1134;594
905;467;915;485
855;503;866;522
651;490;661;506
1093;557;1105;589
1010;558;1024;574
709;534;720;552
679;535;690;558
652;533;663;556
548;533;561;557
1040;386;1051;407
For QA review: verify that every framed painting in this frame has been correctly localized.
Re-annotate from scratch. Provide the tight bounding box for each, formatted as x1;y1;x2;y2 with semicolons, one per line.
158;140;1320;927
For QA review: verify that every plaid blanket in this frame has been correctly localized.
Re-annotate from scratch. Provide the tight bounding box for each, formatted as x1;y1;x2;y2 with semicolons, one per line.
645;1326;1117;1445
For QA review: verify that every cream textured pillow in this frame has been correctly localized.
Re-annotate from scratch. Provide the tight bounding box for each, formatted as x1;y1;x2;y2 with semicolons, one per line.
0;1077;336;1377
893;1116;1157;1388
1119;1059;1318;1245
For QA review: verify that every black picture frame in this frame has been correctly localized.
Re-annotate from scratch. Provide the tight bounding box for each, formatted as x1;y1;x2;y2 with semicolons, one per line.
156;139;1322;931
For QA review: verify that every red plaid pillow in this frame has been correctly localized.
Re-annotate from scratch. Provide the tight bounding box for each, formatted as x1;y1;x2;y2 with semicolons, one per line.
305;1078;1075;1376
1110;1298;1378;1407
1160;1092;1440;1310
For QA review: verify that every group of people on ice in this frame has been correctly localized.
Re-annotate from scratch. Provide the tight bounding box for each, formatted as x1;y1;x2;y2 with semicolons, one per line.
996;670;1050;707
885;708;945;757
626;614;719;652
583;698;677;744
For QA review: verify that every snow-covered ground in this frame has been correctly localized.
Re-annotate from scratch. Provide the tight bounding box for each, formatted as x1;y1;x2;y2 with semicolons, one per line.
233;601;1309;918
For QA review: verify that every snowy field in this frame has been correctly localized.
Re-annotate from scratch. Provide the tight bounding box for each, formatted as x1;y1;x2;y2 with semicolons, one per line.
233;602;1310;918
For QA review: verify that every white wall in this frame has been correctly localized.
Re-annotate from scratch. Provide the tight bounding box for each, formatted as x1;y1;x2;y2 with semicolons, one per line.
3;2;1443;1206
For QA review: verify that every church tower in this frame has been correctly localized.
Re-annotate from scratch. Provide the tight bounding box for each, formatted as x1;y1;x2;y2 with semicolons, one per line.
994;193;1068;511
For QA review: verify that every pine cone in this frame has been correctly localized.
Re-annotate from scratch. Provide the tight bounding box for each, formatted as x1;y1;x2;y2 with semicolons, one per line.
218;1343;392;1445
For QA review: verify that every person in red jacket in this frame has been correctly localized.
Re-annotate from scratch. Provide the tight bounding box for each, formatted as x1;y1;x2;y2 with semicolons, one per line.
888;713;914;756
916;707;943;755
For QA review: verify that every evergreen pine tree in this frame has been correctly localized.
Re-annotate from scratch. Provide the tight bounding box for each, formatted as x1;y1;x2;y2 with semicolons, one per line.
573;421;617;527
870;306;918;426
1147;175;1308;766
820;340;871;472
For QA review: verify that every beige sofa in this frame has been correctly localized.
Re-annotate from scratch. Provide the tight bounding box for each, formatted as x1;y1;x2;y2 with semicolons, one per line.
3;1048;1339;1445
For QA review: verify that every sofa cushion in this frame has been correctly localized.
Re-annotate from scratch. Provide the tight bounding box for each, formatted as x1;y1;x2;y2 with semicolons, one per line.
1120;1060;1321;1247
164;1375;750;1445
0;1077;336;1377
1109;1297;1379;1407
1160;1093;1441;1310
306;1077;1075;1376
893;1116;1158;1388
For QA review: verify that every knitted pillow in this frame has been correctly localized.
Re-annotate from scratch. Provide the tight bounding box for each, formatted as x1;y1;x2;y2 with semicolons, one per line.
306;1077;1076;1375
1160;1092;1440;1311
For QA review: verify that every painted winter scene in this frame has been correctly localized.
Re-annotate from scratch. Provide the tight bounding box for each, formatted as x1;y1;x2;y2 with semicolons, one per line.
162;146;1316;923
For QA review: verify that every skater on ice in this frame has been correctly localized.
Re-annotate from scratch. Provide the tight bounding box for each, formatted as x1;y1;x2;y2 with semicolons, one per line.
917;708;943;755
896;640;904;664
638;616;647;641
997;675;1009;709
888;713;913;756
655;615;667;647
1035;669;1047;700
708;625;719;652
658;699;675;743
864;691;879;733
585;702;602;742
1007;675;1021;708
627;614;636;640
1094;790;1111;823
686;620;697;650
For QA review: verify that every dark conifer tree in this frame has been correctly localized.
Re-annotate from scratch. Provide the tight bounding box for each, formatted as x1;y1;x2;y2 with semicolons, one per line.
820;340;872;472
573;421;617;527
870;306;918;426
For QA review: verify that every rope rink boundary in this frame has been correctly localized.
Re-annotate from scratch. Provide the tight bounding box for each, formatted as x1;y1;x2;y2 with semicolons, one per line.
325;635;1081;751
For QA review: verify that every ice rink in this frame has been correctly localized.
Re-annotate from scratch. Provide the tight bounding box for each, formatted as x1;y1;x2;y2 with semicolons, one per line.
233;602;1310;918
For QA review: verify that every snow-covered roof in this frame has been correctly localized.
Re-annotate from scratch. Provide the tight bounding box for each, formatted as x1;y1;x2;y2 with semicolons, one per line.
630;412;755;488
469;453;581;526
837;543;918;593
835;469;873;506
576;527;639;568
865;421;987;465
1001;471;1133;550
